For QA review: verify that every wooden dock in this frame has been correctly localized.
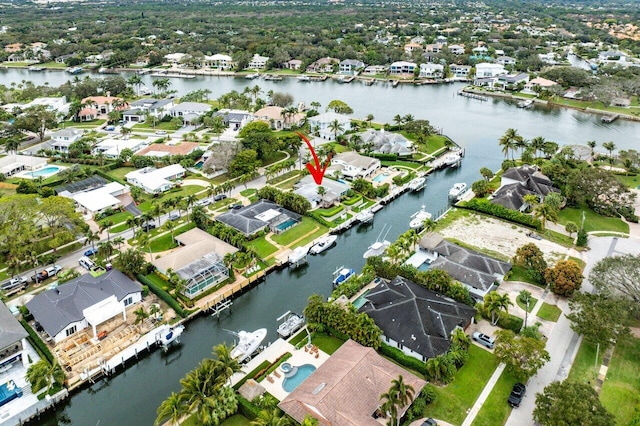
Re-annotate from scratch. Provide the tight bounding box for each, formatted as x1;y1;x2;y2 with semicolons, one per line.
458;91;488;101
601;114;619;123
380;186;409;205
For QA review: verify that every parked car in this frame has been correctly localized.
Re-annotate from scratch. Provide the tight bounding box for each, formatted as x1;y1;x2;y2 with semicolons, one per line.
472;332;495;349
421;419;438;426
45;265;62;277
84;247;98;257
196;198;211;207
105;125;116;131
141;221;156;231
168;212;180;221
527;231;542;240
508;383;526;407
155;130;167;135
228;203;243;210
213;194;227;201
2;276;28;293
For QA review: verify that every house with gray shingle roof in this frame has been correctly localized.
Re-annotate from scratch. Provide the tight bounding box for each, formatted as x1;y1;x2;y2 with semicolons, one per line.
358;276;476;361
418;233;511;300
359;128;413;156
0;302;28;369
215;200;301;237
26;270;142;344
491;164;561;212
278;339;425;425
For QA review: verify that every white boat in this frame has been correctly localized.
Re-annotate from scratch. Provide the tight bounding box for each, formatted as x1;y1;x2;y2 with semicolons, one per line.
66;66;83;74
229;328;267;362
288;246;309;266
332;266;355;287
408;176;426;191
298;75;311;82
517;99;534;108
277;311;305;338
156;324;184;349
363;224;391;258
139;85;153;95
356;209;374;224
309;235;337;255
448;182;467;199
409;206;432;230
443;154;461;168
245;73;260;79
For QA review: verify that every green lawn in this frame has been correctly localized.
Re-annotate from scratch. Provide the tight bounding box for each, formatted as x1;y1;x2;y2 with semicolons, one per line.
312;332;345;355
536;303;562;322
423;345;500;425
102;210;133;225
145;272;171;291
245;236;278;259
58;119;106;128
107;167;136;182
506;265;543;286
516;296;538;312
568;340;602;385
133;121;177;130
271;217;325;246
380;160;424;170
262;151;288;166
39;61;67;69
240;188;256;197
110;223;129;233
148;223;195;252
558;205;629;235
614;173;640;189
600;337;640;425
471;368;519;426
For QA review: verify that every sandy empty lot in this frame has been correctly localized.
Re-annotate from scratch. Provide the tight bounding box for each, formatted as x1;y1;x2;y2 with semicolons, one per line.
439;213;572;265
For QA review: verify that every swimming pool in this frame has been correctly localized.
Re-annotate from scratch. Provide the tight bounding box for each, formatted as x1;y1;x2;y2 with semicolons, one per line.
275;218;297;232
23;166;64;179
282;363;316;393
418;262;431;272
352;290;370;309
372;173;389;183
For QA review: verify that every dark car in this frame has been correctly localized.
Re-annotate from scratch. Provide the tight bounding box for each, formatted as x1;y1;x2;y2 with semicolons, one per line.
421;419;438;426
84;247;98;257
472;332;495;349
228;203;243;210
213;194;227;201
168;212;180;221
508;383;526;408
141;221;157;231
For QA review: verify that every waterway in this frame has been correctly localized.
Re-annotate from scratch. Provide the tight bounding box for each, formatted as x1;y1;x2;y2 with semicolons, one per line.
2;66;634;425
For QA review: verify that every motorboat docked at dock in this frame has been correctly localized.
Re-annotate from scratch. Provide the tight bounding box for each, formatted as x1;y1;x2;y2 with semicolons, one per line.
156;324;185;350
309;235;337;255
277;311;305;338
332;266;355;287
356;209;374;224
363;224;391;258
229;328;267;362
288;246;309;266
448;182;467;200
409;206;433;230
408;176;426;191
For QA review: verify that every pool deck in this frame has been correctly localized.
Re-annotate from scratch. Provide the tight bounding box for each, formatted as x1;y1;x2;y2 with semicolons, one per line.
230;336;330;401
13;165;66;180
405;248;436;268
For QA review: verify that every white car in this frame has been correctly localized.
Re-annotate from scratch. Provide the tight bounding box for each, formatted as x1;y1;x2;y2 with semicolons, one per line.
472;332;495;349
155;130;167;135
196;198;211;207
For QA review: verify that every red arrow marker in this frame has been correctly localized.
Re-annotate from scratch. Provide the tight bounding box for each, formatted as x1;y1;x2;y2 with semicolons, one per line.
297;132;332;185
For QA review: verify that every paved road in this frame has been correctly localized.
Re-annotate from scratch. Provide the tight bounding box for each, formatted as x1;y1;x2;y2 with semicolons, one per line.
505;236;640;425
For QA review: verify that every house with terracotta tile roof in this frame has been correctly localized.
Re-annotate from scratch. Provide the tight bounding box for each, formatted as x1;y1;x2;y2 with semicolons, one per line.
278;339;426;425
135;141;200;157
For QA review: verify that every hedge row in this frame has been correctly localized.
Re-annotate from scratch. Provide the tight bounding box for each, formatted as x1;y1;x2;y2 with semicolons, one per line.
94;169;126;185
20;319;54;364
233;360;270;390
136;274;187;318
306;211;333;228
370;153;399;161
379;342;427;375
461;198;542;230
316;205;344;217
237;395;261;420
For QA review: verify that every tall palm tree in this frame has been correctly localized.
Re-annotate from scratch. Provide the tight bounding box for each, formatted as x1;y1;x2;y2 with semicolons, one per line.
99;220;113;241
155;392;187;426
85;229;100;252
534;202;559;230
212;343;242;385
587;140;597;159
328;119;344;141
163;220;176;244
602;141;616;164
498;128;522;160
26;358;65;394
120;126;132;140
386;375;415;425
128;74;143;96
484;291;513;325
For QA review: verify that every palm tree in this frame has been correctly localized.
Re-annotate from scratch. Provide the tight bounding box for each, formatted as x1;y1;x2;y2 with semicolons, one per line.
587;140;597;159
534;202;559;230
128;74;143;96
484;291;513;325
602;141;616;164
393;114;403;126
99;220;113;241
250;407;292;426
498;128;522;160
26;358;65;394
328;119;344;141
155;392;187;426
365;113;374;127
113;236;125;251
422;218;437;233
137;231;153;261
120;126;132;140
164;220;176;244
85;229;100;253
133;306;149;325
212;343;242;385
384;375;415;426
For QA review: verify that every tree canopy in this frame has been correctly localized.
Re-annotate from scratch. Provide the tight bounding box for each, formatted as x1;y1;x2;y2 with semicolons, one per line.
534;381;614;426
589;254;640;303
494;329;550;381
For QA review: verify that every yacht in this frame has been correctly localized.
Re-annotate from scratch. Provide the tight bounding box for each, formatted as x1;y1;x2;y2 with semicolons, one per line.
356;209;374;224
363;224;391;258
517;99;534;108
245;73;259;79
229;328;267;362
288;246;309;266
309;235;337;255
443;154;461;168
332;266;355;287
408;176;426;191
409;206;432;230
298;75;311;82
277;311;305;338
448;182;467;199
156;324;184;349
66;66;84;74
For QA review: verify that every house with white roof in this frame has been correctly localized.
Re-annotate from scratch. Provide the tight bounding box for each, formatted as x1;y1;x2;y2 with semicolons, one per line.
247;54;269;69
389;61;417;75
448;44;465;55
204;54;234;70
523;77;558;94
49;128;84;152
164;52;188;65
94;138;149;159
419;63;444;79
125;164;186;194
69;182;129;216
294;175;350;209
0;154;48;177
496;56;516;66
25;96;70;117
328;151;380;180
307;112;352;140
339;59;366;75
450;64;471;79
26;269;143;344
168;102;211;125
475;63;506;78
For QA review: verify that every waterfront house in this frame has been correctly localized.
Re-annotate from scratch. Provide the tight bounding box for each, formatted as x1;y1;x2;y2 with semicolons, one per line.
306;57;338;73
153;228;237;299
279;339;426;425
253;106;306;130
3;43;22;53
358;276;476;360
168;102;211;124
282;59;302;70
307;111;351;140
164;52;188;65
212;109;253;130
338;59;365;75
495;73;530;90
491;164;561;212
328;151;381;180
418;233;512;300
247;54;269;70
293;175;349;209
125;164;186;194
475;62;506;78
362;64;387;75
203;54;234;70
419;63;444;79
216;200;301;237
0;154;48;178
523;77;558;94
49;128;83;152
26;269;143;344
0;302;29;370
359;128;413;156
389;61;417;75
450;64;471;79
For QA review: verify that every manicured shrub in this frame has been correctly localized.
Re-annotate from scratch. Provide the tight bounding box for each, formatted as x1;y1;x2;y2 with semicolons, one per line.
137;274;187;318
461;198;542;230
20;319;54;364
237;395;261;420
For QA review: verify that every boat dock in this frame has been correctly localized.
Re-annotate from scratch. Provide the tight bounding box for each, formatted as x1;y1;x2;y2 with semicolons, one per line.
330;216;359;234
380;186;410;205
458;91;488;101
601;114;619;123
309;75;328;82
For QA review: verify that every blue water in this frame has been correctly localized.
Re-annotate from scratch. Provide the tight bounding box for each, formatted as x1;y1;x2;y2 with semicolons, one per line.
282;364;317;393
195;160;204;169
28;166;61;177
417;263;431;272
276;219;297;232
372;173;389;183
352;291;370;309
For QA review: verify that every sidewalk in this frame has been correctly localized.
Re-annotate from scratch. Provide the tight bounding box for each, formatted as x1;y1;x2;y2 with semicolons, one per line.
461;363;506;426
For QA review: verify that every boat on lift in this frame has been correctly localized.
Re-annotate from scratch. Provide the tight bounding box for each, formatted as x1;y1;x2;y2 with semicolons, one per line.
309;235;338;255
288;246;309;267
408;176;426;191
448;182;467;200
332;266;355;287
156;324;185;350
409;206;433;230
363;224;392;258
228;328;267;362
356;209;374;224
277;311;305;338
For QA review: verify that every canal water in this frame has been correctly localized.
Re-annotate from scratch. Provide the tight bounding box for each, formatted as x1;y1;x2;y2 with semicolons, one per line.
2;66;634;425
